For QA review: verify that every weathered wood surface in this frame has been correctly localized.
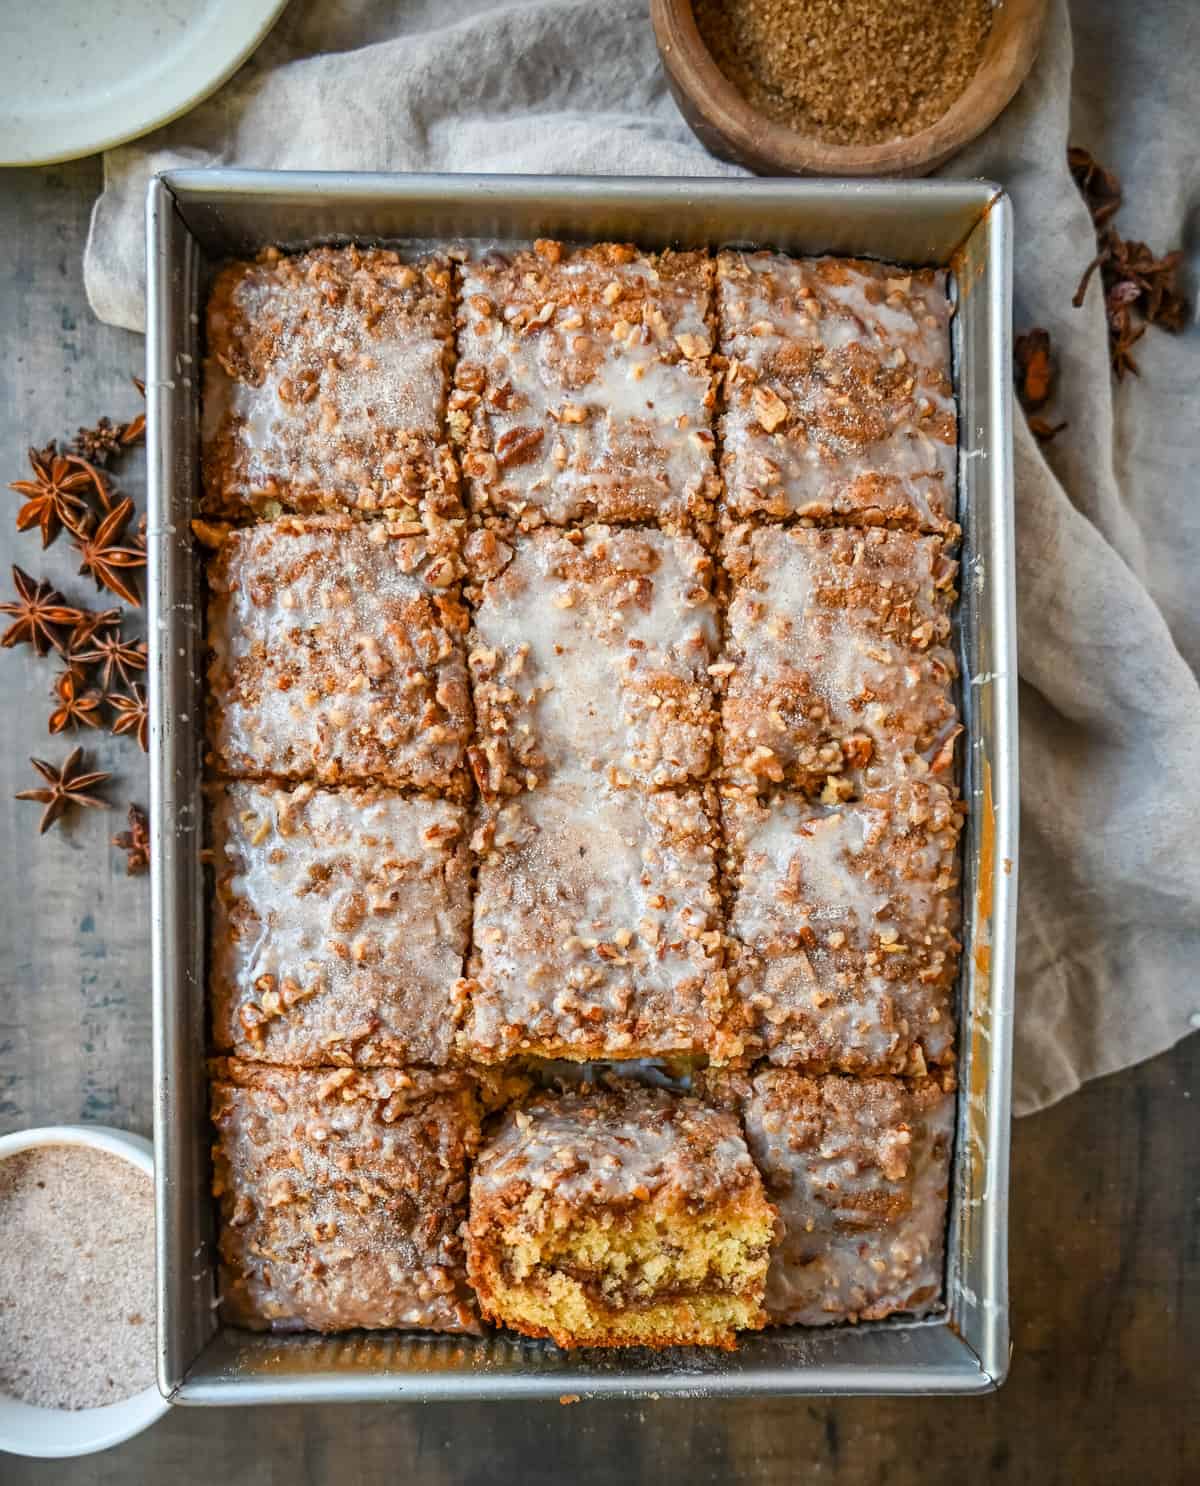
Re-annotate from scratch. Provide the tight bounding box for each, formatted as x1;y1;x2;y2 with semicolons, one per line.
0;161;1195;1486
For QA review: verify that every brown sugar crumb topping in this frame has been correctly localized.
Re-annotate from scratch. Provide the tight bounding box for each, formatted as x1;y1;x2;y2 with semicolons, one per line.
210;1060;481;1335
693;0;993;148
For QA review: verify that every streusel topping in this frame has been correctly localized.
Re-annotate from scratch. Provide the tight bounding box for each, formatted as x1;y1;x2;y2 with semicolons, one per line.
203;245;458;519
466;524;719;796
707;1069;954;1324
463;778;737;1063
718;252;955;532
723;781;962;1073
453;241;718;530
210;781;471;1067
206;514;471;791
211;1060;480;1333
471;1084;760;1213
721;523;959;793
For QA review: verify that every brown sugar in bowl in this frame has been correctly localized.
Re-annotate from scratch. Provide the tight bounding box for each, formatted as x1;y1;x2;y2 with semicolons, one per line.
651;0;1050;177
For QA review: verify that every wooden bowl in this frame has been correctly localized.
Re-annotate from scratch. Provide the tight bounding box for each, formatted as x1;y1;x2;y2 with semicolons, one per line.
652;0;1049;177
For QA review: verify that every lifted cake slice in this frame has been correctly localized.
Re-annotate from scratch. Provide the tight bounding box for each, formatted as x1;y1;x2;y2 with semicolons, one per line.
467;1082;775;1348
210;1060;481;1333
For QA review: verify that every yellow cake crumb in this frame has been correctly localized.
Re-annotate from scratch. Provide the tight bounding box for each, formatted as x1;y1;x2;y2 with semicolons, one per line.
467;1084;776;1349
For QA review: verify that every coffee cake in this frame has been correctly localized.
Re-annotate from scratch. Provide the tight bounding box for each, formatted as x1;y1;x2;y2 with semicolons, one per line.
717;251;955;532
211;1060;480;1333
721;523;959;794
205;514;471;792
461;778;739;1064
210;781;471;1067
722;781;961;1073
453;241;718;532
203;245;458;522
704;1069;954;1325
467;1082;774;1348
466;523;719;797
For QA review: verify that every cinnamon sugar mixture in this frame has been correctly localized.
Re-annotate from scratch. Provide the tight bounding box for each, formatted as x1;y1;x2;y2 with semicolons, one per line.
0;1146;155;1409
693;0;994;147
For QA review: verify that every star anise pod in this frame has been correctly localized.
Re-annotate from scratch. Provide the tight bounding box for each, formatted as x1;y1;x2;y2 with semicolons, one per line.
1014;329;1069;439
9;444;94;547
1069;148;1192;378
15;747;111;834
121;411;146;449
75;496;145;607
108;682;149;751
1074;229;1187;378
1107;294;1147;380
112;803;151;875
73;411;146;466
48;668;105;734
72;417;124;466
1014;328;1053;410
0;566;84;655
1110;239;1190;331
1144;271;1190;333
1067;146;1123;227
68;453;118;513
67;605;123;652
77;625;147;691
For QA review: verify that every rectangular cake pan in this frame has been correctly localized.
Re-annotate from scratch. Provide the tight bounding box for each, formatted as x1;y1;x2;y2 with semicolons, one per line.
146;170;1017;1402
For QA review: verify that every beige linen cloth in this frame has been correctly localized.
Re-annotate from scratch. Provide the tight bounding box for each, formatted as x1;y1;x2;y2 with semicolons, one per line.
83;0;1200;1115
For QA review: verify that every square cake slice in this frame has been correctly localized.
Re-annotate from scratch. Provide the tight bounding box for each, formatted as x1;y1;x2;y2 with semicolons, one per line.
721;524;959;794
717;252;956;532
452;241;718;531
202;245;459;521
704;1069;954;1326
722;781;962;1073
205;514;471;792
466;524;719;797
210;1060;480;1333
210;781;471;1067
466;1083;775;1348
461;778;740;1064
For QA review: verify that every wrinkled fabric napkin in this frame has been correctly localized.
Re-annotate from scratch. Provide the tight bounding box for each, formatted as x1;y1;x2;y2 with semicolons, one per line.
84;0;1200;1115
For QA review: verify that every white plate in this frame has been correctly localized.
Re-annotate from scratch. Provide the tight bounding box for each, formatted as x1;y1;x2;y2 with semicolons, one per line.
0;0;288;166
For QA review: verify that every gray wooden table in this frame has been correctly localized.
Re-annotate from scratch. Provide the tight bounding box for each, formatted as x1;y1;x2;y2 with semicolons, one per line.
1;161;1196;1486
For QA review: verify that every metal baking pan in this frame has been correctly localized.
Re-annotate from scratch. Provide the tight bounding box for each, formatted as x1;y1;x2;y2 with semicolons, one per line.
146;170;1017;1401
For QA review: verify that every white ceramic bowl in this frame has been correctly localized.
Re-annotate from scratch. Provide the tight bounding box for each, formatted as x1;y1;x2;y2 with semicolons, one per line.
0;1124;170;1458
